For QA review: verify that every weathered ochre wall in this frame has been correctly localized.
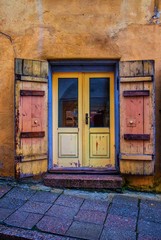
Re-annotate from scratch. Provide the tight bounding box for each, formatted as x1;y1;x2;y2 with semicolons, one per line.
0;34;15;177
0;0;161;186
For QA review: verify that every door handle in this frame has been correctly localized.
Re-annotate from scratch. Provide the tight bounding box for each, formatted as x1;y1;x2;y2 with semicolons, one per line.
85;113;89;124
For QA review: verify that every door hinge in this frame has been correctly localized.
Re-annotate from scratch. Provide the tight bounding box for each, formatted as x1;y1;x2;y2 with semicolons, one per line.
15;155;24;162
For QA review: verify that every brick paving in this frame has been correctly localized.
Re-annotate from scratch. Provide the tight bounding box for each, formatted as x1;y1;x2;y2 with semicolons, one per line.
0;181;161;239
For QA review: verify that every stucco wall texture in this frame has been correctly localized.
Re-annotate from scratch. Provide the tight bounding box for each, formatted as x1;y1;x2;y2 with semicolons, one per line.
0;0;161;189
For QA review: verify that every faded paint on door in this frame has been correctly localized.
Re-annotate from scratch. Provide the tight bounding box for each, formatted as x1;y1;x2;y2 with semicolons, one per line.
52;72;115;168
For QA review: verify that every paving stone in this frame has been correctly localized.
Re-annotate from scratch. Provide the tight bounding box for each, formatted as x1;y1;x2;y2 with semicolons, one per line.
0;208;15;222
81;199;109;212
51;188;64;195
5;187;36;200
138;220;161;239
139;205;161;223
0;197;26;210
0;223;68;240
30;184;52;192
123;191;158;200
67;238;82;240
140;199;161;209
75;209;107;224
5;210;43;229
55;194;84;209
138;235;161;240
37;215;72;235
19;201;52;214
112;195;138;207
30;191;59;203
0;185;12;198
109;204;138;218
64;189;109;200
100;227;136;240
46;204;79;219
104;214;136;231
66;221;103;240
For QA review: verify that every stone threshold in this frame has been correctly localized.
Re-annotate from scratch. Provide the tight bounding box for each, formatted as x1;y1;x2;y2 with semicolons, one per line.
48;167;118;175
43;173;123;190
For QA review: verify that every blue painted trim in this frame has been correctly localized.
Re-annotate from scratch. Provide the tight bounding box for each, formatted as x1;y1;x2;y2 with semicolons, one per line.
48;60;120;170
48;64;53;169
51;65;115;73
49;60;119;65
114;63;120;170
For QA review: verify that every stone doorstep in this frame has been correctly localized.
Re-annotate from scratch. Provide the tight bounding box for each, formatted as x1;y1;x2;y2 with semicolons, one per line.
43;174;123;189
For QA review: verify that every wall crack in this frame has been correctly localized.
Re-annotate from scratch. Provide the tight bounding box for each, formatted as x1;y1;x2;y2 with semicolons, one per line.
0;31;16;57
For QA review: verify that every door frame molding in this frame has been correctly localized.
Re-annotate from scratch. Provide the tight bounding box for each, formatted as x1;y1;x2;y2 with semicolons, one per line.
48;60;120;170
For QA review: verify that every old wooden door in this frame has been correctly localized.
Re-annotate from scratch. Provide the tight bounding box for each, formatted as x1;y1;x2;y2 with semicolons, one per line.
119;60;155;175
15;59;48;177
52;72;115;168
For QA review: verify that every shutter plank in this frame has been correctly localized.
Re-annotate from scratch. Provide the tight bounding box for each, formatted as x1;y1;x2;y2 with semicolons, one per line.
15;59;23;75
129;61;143;76
123;90;150;97
20;90;45;96
124;134;150;140
143;82;154;154
41;61;48;78
23;60;33;76
33;61;41;77
121;154;153;161
143;60;154;76
120;61;131;77
20;76;47;82
120;76;152;83
120;161;144;175
20;132;45;138
120;160;154;175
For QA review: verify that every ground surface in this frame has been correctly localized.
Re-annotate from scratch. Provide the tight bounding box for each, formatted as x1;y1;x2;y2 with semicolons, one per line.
0;179;161;240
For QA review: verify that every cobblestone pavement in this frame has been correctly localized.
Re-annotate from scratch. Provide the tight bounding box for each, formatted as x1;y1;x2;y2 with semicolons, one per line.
0;179;161;240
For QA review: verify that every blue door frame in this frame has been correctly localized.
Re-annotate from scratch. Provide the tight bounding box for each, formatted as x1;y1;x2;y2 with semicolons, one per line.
48;60;120;170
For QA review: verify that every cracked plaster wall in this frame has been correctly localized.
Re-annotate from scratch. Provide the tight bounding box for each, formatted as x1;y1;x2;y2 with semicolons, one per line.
0;0;161;181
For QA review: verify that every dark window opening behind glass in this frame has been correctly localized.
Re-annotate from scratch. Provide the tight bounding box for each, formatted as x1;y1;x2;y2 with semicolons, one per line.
58;78;78;127
90;78;110;128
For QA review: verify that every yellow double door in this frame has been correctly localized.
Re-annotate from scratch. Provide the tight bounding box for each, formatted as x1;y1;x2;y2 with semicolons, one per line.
52;72;115;168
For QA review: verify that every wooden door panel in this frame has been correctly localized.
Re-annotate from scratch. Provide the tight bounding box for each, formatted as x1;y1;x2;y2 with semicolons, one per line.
58;133;78;158
90;133;109;158
52;73;81;167
83;73;115;168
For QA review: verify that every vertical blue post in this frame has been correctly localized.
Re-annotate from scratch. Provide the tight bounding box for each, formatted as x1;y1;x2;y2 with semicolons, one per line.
48;64;53;169
114;62;120;170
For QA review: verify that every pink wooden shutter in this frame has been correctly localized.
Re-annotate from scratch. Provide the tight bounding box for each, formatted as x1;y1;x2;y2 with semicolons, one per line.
119;60;155;175
15;59;48;177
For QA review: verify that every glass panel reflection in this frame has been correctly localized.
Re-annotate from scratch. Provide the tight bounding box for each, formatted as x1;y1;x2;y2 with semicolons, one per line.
90;78;110;128
58;78;78;127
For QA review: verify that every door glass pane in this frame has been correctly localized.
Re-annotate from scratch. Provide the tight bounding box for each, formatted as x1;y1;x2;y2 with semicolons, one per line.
58;78;78;127
90;78;110;127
